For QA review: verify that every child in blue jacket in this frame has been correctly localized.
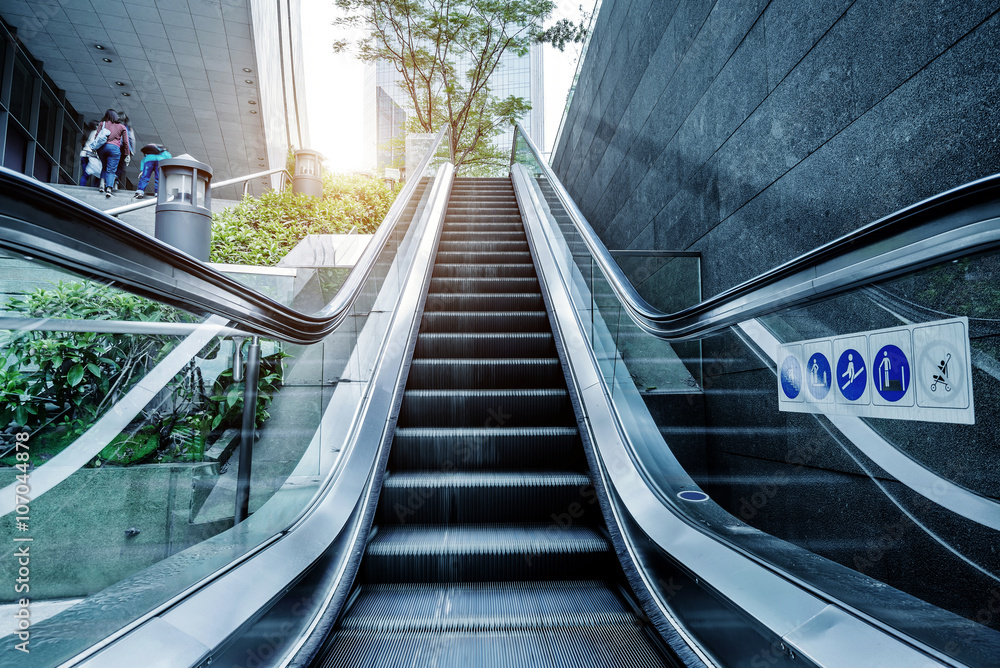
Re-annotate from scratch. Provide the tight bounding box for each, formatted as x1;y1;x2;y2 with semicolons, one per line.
133;144;173;199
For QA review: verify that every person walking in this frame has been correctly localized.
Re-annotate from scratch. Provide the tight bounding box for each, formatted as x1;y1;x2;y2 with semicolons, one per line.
133;143;172;199
78;120;99;187
114;112;138;190
95;109;130;198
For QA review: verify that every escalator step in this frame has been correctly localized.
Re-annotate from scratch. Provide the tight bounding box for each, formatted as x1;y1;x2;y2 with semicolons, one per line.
378;472;595;524
438;240;529;253
362;524;613;582
414;332;554;358
441;231;526;242
397;389;576;428
443;220;524;230
419;311;550;333
320;627;666;668
340;581;635;631
390;426;583;470
434;251;533;264
429;277;539;293
444;214;523;224
423;293;544;312
407;358;564;389
432;263;537;279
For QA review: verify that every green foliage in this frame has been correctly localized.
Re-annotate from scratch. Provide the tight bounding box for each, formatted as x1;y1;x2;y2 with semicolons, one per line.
210;172;397;266
0;282;193;438
0;282;284;467
334;0;584;174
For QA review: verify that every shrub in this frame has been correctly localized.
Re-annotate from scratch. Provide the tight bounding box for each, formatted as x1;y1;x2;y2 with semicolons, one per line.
0;282;283;466
210;172;396;266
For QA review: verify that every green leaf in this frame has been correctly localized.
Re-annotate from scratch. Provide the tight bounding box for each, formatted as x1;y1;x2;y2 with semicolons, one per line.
67;364;85;387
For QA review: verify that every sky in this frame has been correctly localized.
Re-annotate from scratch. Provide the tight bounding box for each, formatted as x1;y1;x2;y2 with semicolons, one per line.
299;0;587;173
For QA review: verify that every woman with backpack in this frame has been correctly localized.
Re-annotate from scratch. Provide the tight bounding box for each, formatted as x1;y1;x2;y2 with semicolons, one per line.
93;109;130;197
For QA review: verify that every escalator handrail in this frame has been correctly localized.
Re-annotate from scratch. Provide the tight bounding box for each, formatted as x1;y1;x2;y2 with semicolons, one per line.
0;126;449;346
512;121;1000;339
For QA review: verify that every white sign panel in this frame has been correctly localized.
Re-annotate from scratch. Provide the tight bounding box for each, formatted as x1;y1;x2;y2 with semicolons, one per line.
777;317;974;424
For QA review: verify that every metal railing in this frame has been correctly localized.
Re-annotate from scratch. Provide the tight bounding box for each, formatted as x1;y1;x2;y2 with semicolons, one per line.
104;167;293;217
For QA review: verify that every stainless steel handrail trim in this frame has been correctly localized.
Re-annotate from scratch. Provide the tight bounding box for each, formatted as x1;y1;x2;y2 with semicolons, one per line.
0;316;243;336
512;163;954;667
104;167;293;217
72;163;456;668
511;121;1000;340
0;127;447;346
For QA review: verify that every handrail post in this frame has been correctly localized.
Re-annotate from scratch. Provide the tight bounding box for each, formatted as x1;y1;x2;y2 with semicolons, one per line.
234;335;261;524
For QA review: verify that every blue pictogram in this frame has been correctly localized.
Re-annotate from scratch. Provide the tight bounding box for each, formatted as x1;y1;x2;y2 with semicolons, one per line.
875;344;910;402
780;355;801;399
806;352;832;400
836;348;867;401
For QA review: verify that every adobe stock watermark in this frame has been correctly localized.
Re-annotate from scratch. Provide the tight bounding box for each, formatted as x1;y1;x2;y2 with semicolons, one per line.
10;429;33;654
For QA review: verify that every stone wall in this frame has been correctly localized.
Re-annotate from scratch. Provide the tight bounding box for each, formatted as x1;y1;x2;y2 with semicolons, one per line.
552;0;1000;297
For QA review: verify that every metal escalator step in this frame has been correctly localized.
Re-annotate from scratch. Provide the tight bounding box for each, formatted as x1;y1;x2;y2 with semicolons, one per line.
321;626;666;668
340;581;636;631
378;472;595;524
444;214;523;224
429;277;539;293
419;311;550;333
432;263;536;279
397;389;575;428
407;358;564;389
390;426;583;470
438;240;529;253
433;251;532;264
423;292;543;312
441;230;525;242
414;332;553;358
362;524;613;582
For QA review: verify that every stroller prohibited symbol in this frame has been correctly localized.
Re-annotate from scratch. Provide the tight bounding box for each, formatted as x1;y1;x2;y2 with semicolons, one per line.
931;353;951;392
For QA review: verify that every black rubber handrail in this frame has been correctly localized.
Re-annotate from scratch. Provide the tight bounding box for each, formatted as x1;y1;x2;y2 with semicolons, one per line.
512;122;1000;340
0;127;448;345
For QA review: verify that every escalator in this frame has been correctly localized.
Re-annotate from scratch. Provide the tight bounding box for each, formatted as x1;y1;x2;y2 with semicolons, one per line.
4;118;1000;667
316;178;669;666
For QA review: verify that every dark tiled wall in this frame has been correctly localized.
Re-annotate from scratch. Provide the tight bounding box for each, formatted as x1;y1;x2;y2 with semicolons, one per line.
553;0;1000;298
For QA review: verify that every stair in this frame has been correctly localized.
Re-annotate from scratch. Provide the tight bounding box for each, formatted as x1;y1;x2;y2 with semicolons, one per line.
317;177;667;666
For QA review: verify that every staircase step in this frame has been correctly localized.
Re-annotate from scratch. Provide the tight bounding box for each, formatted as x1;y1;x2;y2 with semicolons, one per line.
362;524;613;582
397;389;576;428
378;471;595;524
407;358;564;389
419;311;550;333
390;426;583;470
414;332;554;358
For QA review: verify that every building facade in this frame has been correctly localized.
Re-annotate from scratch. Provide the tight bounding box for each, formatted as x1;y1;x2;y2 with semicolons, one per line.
0;0;310;194
364;41;544;171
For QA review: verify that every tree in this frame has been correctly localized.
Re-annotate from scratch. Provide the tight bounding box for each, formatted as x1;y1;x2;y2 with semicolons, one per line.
334;0;586;174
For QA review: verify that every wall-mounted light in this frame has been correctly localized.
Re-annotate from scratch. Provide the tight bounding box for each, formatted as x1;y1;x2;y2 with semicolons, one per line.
248;100;257;105
95;44;106;50
244;79;253;84
242;68;252;73
102;58;112;63
249;110;257;114
121;92;131;97
115;81;126;86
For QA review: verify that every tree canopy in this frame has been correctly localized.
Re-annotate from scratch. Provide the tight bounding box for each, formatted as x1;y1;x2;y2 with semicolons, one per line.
334;0;586;174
